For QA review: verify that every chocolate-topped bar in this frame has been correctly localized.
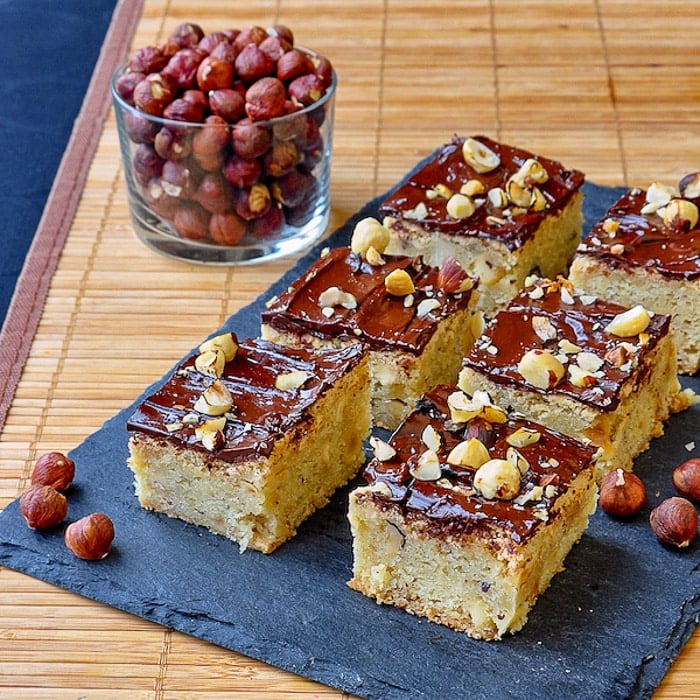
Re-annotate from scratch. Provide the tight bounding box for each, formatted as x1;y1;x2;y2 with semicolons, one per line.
458;277;687;477
261;244;481;430
127;334;371;553
379;135;585;315
570;175;700;373
347;383;598;640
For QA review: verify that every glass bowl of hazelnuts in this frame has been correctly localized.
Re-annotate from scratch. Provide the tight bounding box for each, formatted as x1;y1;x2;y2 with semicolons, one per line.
111;22;336;264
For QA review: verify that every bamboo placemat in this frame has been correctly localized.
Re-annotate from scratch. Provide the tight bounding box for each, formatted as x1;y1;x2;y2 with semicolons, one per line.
1;0;699;697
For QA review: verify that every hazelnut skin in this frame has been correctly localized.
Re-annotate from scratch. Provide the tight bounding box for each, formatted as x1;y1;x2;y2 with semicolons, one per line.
599;468;646;519
672;458;700;502
650;497;698;549
65;513;115;560
30;452;75;492
20;485;68;530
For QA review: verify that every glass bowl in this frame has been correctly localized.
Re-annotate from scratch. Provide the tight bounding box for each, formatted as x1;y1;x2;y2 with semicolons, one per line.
111;52;336;265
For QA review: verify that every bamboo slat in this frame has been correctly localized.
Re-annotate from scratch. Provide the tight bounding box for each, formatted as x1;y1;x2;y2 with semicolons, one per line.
1;0;699;697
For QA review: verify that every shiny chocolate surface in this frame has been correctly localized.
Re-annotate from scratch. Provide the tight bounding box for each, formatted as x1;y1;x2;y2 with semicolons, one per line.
127;337;365;462
577;187;700;280
262;247;476;353
378;135;584;250
461;279;671;410
362;384;596;543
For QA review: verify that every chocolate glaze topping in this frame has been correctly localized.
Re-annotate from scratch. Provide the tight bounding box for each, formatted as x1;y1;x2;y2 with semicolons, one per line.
262;247;476;354
127;338;365;463
378;135;584;251
362;384;595;543
461;279;671;410
578;187;700;280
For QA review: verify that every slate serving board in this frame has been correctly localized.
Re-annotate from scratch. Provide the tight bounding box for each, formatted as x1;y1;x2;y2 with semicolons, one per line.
1;179;699;700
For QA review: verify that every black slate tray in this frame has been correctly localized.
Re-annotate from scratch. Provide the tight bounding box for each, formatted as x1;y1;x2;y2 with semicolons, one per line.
1;178;699;700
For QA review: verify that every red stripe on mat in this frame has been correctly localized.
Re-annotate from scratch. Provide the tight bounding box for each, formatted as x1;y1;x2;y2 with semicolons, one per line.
0;0;144;431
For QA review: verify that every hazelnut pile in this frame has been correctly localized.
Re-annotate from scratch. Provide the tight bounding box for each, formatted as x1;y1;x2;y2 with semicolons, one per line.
114;22;335;246
600;458;700;550
19;452;115;561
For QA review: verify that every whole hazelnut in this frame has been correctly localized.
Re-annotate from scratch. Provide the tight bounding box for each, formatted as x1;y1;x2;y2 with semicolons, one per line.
210;41;238;65
133;73;176;116
162;48;206;91
30;452;75;492
250;205;285;238
20;485;68;530
145;179;178;219
672;458;700;502
223;154;262;188
231;119;272;159
271;169;315;207
313;54;334;85
132;144;165;186
128;45;169;74
209;211;248;245
233;25;268;52
276;49;314;83
288;73;326;106
263;139;301;178
196;173;234;214
245;77;287;121
173;202;211;240
259;35;291;61
198;31;231;55
161;159;200;198
235;183;272;220
209;88;246;122
191;115;230;171
115;70;145;105
154;126;192;161
162;97;206;124
65;513;115;560
196;56;234;92
599;468;646;518
167;22;205;50
234;44;275;84
268;24;294;46
650;497;698;549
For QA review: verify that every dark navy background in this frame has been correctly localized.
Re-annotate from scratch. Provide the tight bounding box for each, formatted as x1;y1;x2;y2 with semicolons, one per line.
0;1;117;327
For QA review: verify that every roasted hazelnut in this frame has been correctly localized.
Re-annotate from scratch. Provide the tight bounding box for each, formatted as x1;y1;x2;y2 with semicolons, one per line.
209;88;245;122
250;204;285;238
162;48;206;91
173;202;211;240
263;139;301;177
235;183;272;220
288;73;326;106
198;31;231;55
181;89;209;111
196;172;234;214
233;25;268;52
115;70;145;105
223;154;262;188
154;126;192;161
209;211;247;245
133;73;176;116
234;44;275;84
267;24;294;46
245;76;287;121
599;468;646;518
162;97;206;124
271;169;315;207
65;513;115;560
128;45;169;74
30;452;75;492
312;54;333;85
191;115;230;170
168;22;205;50
145;178;178;219
161;159;200;198
20;485;68;530
231;119;272;159
259;35;291;61
276;49;314;83
196;56;234;92
210;41;238;65
672;458;700;502
132;144;165;186
650;497;698;549
123;111;158;144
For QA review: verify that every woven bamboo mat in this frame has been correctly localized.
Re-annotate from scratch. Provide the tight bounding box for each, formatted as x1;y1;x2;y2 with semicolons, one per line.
1;0;699;697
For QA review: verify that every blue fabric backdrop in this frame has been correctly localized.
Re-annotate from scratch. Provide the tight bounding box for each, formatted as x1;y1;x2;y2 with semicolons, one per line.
0;1;118;327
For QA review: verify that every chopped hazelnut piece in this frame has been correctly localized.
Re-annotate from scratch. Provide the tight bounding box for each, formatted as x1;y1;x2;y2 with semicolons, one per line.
446;437;490;469
195;349;226;378
473;458;521;500
532;315;557;342
370;435;396;461
462;137;501;174
662;198;699;230
446;192;476;219
318;286;357;309
275;370;310;391
409;449;442;481
505;427;541;448
193;380;234;416
195;417;227;451
605;304;651;337
517;349;565;390
421;424;442;452
199;332;238;362
384;268;415;296
351;217;390;257
460;179;486;197
416;298;441;317
437;256;472;294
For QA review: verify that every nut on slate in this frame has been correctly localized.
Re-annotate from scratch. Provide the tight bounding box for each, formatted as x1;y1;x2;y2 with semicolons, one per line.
672;458;700;502
599;468;646;518
65;513;115;560
20;484;68;530
30;451;75;492
384;268;415;297
649;497;698;549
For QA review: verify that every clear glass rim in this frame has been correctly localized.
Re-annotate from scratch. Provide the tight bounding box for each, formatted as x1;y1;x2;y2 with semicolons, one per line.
110;46;337;130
